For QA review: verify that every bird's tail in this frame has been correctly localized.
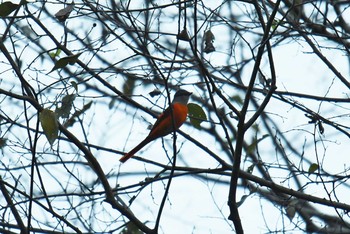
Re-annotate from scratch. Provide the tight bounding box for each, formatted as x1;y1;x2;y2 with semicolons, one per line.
119;137;152;163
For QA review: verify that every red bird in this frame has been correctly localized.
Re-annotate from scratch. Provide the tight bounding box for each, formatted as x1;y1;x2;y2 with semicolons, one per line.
120;90;192;163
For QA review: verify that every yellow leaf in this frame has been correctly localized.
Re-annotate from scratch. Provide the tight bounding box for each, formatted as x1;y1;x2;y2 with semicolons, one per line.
39;109;59;145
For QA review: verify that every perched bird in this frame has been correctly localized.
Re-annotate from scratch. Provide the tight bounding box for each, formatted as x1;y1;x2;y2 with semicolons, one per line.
120;90;192;163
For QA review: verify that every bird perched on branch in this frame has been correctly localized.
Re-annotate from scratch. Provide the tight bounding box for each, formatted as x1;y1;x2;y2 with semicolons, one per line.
120;89;192;163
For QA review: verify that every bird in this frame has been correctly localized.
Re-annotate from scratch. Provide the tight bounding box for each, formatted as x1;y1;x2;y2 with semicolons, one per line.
120;89;192;163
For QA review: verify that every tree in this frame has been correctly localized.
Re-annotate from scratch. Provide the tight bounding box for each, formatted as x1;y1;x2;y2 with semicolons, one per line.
1;0;350;233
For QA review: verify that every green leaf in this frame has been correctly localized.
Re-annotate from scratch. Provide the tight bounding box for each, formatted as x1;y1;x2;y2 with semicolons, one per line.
0;137;7;149
308;163;319;174
177;29;190;41
70;81;78;92
0;1;19;18
108;97;117;109
39;109;59;145
149;89;161;97
54;3;74;22
236;195;249;208
204;30;215;43
231;95;243;105
49;53;82;73
272;19;280;30
203;29;215;53
285;200;297;221
187;103;207;129
49;49;62;58
120;222;143;234
122;77;135;96
247;164;255;174
252;123;260;133
318;121;324;134
64;101;92;128
56;94;76;118
246;141;256;154
247;134;269;154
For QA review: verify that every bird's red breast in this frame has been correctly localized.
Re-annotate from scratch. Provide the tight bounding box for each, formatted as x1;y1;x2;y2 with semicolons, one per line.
147;102;188;140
